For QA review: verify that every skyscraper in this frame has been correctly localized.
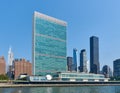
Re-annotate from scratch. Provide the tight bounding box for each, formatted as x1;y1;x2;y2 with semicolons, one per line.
79;49;88;73
90;36;100;74
7;47;14;79
8;47;14;66
32;11;67;76
102;65;112;78
73;48;77;71
67;57;73;71
87;60;90;73
113;59;120;77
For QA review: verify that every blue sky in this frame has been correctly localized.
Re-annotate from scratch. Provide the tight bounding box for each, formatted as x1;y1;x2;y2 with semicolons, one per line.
0;0;120;70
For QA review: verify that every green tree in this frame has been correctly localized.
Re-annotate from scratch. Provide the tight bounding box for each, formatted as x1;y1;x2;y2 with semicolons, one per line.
0;74;9;80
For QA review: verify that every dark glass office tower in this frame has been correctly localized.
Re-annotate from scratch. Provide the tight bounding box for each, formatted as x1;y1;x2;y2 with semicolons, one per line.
90;36;100;74
67;57;73;71
113;59;120;77
80;49;88;73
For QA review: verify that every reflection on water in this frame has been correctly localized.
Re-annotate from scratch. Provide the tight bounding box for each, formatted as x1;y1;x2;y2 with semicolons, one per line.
0;86;120;93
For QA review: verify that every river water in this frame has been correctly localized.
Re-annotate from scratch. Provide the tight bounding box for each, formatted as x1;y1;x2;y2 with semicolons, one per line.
0;86;120;93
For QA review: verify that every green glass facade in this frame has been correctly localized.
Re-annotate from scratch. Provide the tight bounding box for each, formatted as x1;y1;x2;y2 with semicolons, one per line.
32;11;67;76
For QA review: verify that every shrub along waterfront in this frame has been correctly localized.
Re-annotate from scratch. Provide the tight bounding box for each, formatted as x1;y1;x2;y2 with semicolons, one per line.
0;74;9;80
110;77;120;81
0;74;9;83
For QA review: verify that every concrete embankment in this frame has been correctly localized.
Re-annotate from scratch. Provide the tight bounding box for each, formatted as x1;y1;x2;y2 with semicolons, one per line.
0;83;120;88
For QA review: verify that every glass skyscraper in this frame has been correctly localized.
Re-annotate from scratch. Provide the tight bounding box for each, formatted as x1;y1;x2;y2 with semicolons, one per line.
102;65;112;78
67;57;73;71
32;11;67;76
79;49;88;73
113;59;120;77
73;48;77;71
90;36;100;74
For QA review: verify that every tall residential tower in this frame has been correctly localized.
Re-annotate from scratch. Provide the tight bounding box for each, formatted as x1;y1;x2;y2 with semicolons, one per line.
90;36;100;74
32;11;67;76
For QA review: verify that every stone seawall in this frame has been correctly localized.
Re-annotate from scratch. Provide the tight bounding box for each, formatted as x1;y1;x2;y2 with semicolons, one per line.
0;82;120;88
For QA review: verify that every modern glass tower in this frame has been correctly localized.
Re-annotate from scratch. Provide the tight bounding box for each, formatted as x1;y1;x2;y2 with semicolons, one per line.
90;36;100;74
113;59;120;77
73;48;77;71
32;11;67;76
80;49;88;73
67;57;73;72
102;65;112;78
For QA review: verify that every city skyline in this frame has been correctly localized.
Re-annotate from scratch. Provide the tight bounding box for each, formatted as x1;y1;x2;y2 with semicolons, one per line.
1;0;120;70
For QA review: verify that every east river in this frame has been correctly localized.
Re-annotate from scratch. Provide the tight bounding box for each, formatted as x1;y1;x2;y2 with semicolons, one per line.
0;86;120;93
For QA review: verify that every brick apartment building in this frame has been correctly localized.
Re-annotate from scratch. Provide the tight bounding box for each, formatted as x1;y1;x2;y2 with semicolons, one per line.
0;56;6;75
13;58;32;79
